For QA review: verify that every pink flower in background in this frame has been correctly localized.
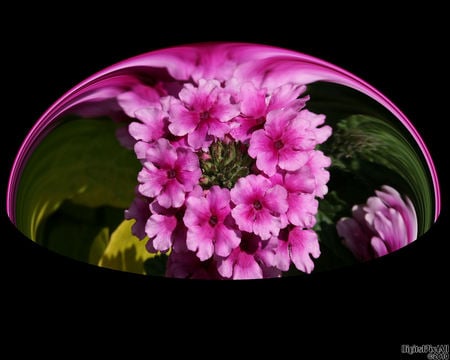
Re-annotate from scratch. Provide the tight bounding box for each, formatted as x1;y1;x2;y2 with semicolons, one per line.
337;185;418;261
168;79;240;149
137;138;201;208
184;186;240;260
217;232;280;279
274;227;321;273
231;175;288;240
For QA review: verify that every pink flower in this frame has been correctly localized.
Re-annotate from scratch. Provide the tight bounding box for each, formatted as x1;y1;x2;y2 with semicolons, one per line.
274;227;321;273
217;232;280;279
128;107;168;144
230;82;308;142
230;174;288;240
168;79;240;149
137;138;201;208
336;185;418;261
248;107;330;176
184;186;240;261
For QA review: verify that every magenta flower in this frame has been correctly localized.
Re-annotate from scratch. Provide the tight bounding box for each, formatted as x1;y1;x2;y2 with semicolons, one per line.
184;186;240;261
336;185;418;261
230;82;308;142
137;138;201;208
274;227;321;273
168;79;240;149
230;174;288;240
217;232;280;279
248;107;331;176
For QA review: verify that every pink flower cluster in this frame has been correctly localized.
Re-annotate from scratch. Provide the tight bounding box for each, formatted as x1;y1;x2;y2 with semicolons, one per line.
119;68;332;279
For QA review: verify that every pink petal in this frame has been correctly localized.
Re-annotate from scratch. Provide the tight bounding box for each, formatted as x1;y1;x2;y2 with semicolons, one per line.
314;125;332;144
233;253;263;279
134;141;152;160
287;193;318;228
158;180;185;208
187;121;209;149
137;165;165;198
145;138;177;168
289;228;320;273
370;237;389;257
268;83;307;111
216;251;238;278
186;225;215;261
274;240;290;271
208;186;231;213
231;175;268;205
255;149;278;176
145;214;177;252
117;85;161;117
248;130;272;157
231;204;255;233
263;184;288;214
278;147;309;172
240;82;267;117
168;102;199;136
214;224;241;257
183;196;210;227
207;118;231;138
253;209;279;240
284;167;315;194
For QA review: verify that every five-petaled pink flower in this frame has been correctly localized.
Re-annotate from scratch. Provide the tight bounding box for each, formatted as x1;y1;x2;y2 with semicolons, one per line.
231;174;288;240
184;186;240;261
137;138;201;208
168;79;240;150
248;108;330;176
230;82;308;142
337;185;418;261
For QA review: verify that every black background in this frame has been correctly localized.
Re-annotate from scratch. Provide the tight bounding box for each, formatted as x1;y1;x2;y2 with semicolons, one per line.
2;4;447;357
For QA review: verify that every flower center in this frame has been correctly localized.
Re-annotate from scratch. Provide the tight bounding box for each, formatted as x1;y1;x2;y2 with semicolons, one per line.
200;111;210;121
253;200;263;210
274;139;284;150
167;169;177;179
199;140;255;189
209;215;218;226
239;234;259;254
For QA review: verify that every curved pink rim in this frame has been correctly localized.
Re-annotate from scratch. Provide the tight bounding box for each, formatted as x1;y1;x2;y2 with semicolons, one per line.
6;42;441;224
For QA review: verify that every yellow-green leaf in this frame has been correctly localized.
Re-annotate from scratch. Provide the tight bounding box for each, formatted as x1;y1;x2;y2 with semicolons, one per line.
98;219;155;275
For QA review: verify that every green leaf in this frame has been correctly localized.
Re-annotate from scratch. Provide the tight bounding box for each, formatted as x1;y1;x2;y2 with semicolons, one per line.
89;227;110;265
98;219;159;275
15;117;141;241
